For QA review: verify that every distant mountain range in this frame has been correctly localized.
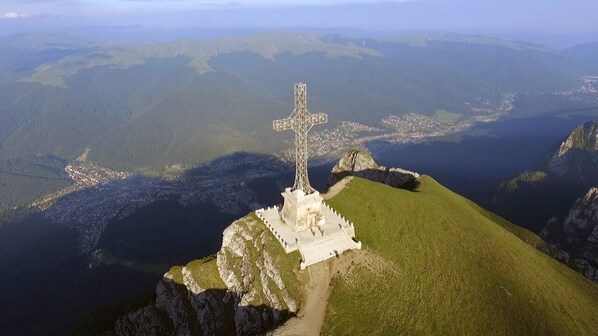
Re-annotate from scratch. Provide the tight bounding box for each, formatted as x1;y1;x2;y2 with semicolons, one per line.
1;31;598;213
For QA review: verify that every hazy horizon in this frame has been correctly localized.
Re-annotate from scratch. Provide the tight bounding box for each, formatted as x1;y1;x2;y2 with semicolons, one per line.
1;0;597;47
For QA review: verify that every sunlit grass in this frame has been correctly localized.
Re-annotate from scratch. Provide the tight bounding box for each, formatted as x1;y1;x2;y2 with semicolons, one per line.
324;176;598;335
186;257;226;290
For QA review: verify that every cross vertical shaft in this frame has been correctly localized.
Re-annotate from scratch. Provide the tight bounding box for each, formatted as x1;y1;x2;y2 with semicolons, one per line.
293;84;310;193
273;83;327;194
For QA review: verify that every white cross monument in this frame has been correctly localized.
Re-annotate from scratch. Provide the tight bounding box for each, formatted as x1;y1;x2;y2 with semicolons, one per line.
256;83;361;269
273;83;327;232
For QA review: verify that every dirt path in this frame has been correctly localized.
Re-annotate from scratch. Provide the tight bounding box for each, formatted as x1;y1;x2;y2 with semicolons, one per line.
270;252;356;336
271;262;330;336
322;176;353;200
269;177;355;335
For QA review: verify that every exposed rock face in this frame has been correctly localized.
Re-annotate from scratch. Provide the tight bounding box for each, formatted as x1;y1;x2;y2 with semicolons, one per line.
217;217;298;335
329;149;420;190
333;149;380;172
540;187;598;283
560;188;598;253
492;121;598;232
547;121;598;176
114;215;300;335
114;306;172;336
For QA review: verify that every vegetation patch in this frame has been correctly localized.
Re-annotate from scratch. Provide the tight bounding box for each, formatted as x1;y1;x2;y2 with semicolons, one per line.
566;121;598;151
262;229;303;304
166;265;184;285
170;213;302;310
432;109;463;124
500;170;548;193
240;214;302;307
185;257;226;290
323;176;598;335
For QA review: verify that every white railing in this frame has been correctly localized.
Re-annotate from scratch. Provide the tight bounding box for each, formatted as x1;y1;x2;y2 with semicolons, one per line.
255;207;297;253
323;201;354;228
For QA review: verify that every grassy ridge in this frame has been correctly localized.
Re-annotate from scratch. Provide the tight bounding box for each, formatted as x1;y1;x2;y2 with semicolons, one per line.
324;176;598;335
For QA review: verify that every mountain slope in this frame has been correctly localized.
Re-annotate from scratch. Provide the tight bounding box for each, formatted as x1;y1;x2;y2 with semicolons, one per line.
0;31;590;175
110;171;598;335
547;121;598;176
493;121;598;232
541;187;598;282
21;32;381;87
0;155;70;213
114;214;302;336
563;42;598;71
324;176;597;335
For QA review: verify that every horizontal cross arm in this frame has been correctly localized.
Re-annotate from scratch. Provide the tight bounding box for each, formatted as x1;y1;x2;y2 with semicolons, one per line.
306;113;328;125
273;118;295;131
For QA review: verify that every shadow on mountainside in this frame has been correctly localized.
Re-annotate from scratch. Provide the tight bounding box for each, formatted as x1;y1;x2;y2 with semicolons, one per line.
0;209;159;336
183;152;291;178
493;175;591;233
0;151;335;336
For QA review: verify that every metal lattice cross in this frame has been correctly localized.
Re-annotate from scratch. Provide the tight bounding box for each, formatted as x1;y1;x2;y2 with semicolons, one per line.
273;83;327;194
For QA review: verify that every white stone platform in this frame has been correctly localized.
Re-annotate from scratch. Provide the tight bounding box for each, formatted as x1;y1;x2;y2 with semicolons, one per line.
256;203;361;269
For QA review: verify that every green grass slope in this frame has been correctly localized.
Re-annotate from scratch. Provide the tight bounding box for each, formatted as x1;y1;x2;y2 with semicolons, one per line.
324;176;598;335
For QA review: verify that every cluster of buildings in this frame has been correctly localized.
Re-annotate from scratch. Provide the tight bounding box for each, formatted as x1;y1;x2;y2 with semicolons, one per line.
32;157;288;254
65;162;132;188
580;75;598;95
43;179;156;253
300;121;385;159
382;113;445;134
26;84;526;257
557;75;598;102
29;162;131;211
281;94;517;161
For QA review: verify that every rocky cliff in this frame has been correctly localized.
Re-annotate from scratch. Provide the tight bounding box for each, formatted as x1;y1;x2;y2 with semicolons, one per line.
328;149;420;190
493;121;598;232
106;149;598;335
113;214;301;336
540;187;598;282
547;121;598;176
109;150;422;335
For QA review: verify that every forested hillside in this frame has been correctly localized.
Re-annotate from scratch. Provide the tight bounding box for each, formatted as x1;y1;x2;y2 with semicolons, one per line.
0;31;596;209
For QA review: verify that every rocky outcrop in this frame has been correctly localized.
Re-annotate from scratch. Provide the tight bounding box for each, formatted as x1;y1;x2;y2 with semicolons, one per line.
492;121;598;232
114;215;301;335
558;188;598;256
114;306;173;336
328;149;420;190
216;216;298;335
540;187;598;283
547;121;598;176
